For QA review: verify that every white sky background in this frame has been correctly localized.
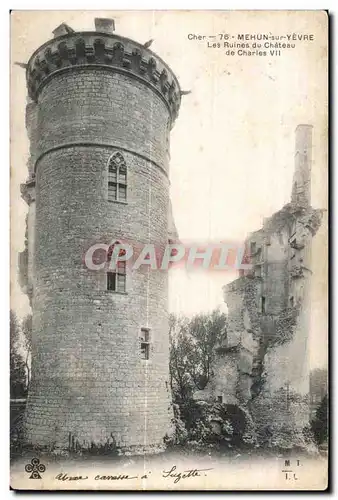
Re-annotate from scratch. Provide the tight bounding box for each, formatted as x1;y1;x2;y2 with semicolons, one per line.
10;11;328;369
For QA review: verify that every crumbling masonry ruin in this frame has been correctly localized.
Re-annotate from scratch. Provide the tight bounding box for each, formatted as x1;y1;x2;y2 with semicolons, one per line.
195;125;323;448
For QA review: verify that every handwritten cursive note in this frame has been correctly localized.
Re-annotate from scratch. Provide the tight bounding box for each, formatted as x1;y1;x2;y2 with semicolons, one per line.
54;466;213;485
162;465;213;484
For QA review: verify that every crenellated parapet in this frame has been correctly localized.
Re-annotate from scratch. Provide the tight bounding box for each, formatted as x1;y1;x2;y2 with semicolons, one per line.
26;31;181;122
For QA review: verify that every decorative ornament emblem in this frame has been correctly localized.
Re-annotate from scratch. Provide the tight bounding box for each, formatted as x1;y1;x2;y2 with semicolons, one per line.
25;458;46;479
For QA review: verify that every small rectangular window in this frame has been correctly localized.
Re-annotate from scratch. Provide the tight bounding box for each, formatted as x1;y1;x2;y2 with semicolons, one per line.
141;343;149;360
140;328;151;360
217;395;223;403
290;296;294;308
107;272;116;291
250;241;256;255
255;265;262;278
107;262;126;293
261;296;266;314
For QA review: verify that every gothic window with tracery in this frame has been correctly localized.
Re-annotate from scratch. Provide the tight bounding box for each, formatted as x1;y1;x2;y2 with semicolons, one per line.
108;152;127;202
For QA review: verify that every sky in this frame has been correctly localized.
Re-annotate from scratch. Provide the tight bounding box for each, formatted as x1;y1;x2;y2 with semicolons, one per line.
10;11;328;368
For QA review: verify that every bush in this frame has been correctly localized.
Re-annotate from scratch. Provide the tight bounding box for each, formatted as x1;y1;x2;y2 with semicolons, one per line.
10;411;25;458
310;395;328;445
169;399;255;451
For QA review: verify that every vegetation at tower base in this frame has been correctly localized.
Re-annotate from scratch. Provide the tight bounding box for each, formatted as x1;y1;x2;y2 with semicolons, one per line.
169;309;227;405
166;309;321;455
167;309;260;451
10;311;27;457
10;311;27;399
310;395;328;446
10;312;32;458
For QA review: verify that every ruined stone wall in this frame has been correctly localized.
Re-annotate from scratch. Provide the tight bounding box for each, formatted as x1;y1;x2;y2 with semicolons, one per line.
18;100;38;304
195;277;262;407
25;99;38;177
19;181;35;305
221;205;322;447
26;198;35;299
262;209;321;405
263;230;289;316
194;126;323;449
23;28;181;451
291;124;312;208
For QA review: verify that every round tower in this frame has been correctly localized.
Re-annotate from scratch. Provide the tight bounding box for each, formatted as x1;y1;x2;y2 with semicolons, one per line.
23;19;181;452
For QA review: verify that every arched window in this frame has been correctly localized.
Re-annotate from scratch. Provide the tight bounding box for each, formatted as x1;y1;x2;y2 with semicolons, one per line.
108;152;127;202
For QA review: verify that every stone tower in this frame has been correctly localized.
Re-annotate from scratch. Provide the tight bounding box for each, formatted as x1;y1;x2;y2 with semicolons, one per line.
291;124;312;208
20;19;181;452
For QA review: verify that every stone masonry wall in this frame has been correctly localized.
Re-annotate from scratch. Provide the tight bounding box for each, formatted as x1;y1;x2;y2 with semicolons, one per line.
24;62;176;450
196;202;322;449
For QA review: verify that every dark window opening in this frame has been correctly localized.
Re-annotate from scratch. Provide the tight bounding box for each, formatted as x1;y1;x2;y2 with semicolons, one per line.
107;271;116;291
261;296;266;314
250;241;257;255
217;395;223;403
106;255;126;293
140;328;151;360
290;296;294;308
255;265;262;278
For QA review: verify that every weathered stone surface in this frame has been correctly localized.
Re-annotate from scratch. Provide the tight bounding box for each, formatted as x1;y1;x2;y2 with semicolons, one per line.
26;30;181;121
195;125;323;450
21;24;181;451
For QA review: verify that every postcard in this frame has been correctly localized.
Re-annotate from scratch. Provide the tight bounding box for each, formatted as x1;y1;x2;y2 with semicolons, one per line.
10;10;328;490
